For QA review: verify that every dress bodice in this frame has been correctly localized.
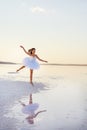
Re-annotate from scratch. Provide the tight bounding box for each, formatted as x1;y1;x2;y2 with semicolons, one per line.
29;56;36;60
29;111;35;117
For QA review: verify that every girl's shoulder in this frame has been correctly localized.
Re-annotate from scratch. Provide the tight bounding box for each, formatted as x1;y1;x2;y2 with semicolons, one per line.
35;54;38;57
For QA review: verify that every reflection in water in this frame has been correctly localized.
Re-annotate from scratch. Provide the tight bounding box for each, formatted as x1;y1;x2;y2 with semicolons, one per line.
19;94;46;124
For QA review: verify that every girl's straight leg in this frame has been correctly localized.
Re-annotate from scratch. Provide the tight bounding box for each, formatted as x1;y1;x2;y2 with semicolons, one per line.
29;94;33;104
30;69;33;85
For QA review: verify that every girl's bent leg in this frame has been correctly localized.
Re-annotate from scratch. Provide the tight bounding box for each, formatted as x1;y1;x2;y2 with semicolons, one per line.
16;66;25;72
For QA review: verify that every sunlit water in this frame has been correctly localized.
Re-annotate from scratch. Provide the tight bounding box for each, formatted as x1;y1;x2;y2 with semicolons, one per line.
0;64;87;130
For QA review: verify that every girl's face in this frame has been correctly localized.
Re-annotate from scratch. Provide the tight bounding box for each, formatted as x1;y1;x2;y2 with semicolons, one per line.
32;49;36;54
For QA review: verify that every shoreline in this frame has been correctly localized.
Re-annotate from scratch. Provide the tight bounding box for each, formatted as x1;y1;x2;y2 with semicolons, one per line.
41;63;87;66
0;62;87;66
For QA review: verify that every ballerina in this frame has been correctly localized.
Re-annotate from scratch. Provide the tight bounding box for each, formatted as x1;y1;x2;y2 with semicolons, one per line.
16;45;48;85
19;94;46;124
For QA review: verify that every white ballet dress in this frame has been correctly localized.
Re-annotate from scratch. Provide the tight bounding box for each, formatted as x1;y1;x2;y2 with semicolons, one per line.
22;103;39;115
23;56;40;69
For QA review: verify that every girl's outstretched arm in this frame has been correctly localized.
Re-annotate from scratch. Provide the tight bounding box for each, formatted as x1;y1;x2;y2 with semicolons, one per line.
35;55;48;63
20;45;30;55
34;110;47;118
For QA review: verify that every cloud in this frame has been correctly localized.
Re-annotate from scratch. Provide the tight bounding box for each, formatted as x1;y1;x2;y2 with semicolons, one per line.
30;6;46;14
19;2;56;15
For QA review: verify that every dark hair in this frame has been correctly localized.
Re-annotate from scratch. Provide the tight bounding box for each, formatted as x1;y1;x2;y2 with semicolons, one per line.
28;48;36;54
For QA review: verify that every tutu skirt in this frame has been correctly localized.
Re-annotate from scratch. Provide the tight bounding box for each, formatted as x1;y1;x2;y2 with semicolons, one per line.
23;57;40;70
22;103;39;114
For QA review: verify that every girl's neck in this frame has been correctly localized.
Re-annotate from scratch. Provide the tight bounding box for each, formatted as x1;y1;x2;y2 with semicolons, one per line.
31;54;35;57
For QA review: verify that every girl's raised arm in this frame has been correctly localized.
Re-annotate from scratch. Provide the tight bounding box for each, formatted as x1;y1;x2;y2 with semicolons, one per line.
20;45;30;55
35;55;48;63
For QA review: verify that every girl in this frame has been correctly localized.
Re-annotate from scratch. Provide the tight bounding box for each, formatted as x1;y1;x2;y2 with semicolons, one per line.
16;45;48;85
19;94;46;124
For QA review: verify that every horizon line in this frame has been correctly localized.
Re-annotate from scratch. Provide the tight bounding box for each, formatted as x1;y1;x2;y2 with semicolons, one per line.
0;61;87;66
41;63;87;66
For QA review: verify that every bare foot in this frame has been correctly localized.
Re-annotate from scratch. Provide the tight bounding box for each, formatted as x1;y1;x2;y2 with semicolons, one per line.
30;82;34;86
19;101;26;106
16;69;19;72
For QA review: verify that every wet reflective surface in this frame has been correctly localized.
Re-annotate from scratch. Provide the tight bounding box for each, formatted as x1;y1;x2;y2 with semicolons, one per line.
0;64;87;130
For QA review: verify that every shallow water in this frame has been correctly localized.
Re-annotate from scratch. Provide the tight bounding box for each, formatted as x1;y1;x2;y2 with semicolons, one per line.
0;64;87;130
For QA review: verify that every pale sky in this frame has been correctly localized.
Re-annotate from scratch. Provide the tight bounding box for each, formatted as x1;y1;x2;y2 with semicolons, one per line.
0;0;87;64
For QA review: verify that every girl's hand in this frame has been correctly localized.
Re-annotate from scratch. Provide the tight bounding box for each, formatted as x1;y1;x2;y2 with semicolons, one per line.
20;45;23;48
